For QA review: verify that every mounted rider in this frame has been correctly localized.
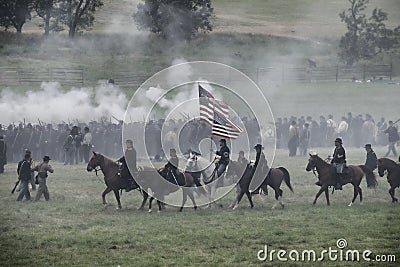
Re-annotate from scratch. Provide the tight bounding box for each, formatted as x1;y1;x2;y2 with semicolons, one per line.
253;144;269;194
163;148;185;186
215;139;230;177
331;137;346;190
117;139;137;192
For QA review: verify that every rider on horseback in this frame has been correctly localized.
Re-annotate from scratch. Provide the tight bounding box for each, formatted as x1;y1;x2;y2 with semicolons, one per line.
163;148;184;186
215;139;230;177
253;144;269;195
331;137;346;190
117;139;137;192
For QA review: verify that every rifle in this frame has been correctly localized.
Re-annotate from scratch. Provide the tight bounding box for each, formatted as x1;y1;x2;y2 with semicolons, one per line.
11;179;20;194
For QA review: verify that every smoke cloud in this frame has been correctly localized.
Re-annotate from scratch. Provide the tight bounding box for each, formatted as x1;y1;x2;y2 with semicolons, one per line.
0;81;128;125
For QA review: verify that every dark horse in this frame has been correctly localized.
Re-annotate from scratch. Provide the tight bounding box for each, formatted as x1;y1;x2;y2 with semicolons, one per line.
135;166;199;212
377;157;400;203
86;152;148;210
306;154;377;206
227;161;293;209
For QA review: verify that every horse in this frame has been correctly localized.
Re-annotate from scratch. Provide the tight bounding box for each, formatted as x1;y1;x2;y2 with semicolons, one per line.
135;166;199;212
306;154;377;206
377;157;400;203
186;155;235;207
226;160;293;209
86;152;148;210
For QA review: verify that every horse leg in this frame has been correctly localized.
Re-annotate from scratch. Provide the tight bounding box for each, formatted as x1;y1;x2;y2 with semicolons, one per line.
278;188;284;209
313;185;328;205
188;189;197;211
113;189;122;210
389;186;398;203
138;190;148;210
179;189;188;212
358;186;363;205
101;187;112;206
148;197;154;213
324;187;330;206
157;200;163;212
232;191;245;210
245;191;254;209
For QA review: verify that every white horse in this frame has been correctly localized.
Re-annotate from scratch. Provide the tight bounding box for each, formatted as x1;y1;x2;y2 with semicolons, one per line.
185;152;235;207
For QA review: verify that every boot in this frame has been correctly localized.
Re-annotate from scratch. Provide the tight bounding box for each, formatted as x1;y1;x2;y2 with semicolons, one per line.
335;174;343;190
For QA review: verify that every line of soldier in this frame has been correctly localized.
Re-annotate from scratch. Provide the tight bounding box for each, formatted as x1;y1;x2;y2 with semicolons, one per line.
0;112;398;169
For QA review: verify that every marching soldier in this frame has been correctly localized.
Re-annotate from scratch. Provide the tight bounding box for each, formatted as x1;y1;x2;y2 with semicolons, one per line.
34;156;54;201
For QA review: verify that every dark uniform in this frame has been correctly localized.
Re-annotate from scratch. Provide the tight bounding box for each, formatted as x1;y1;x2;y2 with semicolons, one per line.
331;138;346;190
16;154;32;201
216;139;230;177
253;144;269;194
164;153;184;186
364;144;377;171
0;136;6;173
118;144;137;191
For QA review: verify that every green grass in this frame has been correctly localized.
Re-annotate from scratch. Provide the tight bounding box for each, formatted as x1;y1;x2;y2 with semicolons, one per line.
1;147;399;266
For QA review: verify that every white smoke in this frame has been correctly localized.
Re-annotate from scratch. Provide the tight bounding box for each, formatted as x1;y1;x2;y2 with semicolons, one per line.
0;81;128;125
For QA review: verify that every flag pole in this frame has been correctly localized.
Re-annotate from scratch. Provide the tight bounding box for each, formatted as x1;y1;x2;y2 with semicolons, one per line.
210;84;215;162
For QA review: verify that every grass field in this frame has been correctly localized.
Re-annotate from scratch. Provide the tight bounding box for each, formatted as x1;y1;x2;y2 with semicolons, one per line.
0;147;399;266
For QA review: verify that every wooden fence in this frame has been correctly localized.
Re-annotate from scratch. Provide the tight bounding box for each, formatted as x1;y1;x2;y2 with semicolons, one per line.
0;64;392;88
0;67;84;86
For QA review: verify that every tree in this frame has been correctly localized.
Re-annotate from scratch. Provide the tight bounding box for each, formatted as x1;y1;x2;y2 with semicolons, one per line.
339;0;400;65
0;0;33;33
58;0;103;38
133;0;214;40
33;0;62;35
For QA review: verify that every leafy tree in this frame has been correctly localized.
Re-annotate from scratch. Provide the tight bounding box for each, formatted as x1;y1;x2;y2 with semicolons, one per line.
0;0;33;33
58;0;103;38
33;0;62;35
339;0;400;65
133;0;214;40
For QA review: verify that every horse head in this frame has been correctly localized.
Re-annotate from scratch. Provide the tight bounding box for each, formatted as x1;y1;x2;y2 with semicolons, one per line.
377;158;387;177
306;153;318;172
87;151;101;172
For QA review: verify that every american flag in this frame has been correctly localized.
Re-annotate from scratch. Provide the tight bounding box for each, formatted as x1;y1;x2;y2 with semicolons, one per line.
198;84;242;139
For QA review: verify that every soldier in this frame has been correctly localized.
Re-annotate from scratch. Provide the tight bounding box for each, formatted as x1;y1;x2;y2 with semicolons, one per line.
0;136;6;174
364;144;377;172
253;144;269;195
384;121;399;157
16;153;32;201
237;150;249;169
33;156;54;201
82;127;92;163
215;139;230;177
288;121;299;157
331;137;346;190
299;123;311;156
117;139;137;192
163;148;184;185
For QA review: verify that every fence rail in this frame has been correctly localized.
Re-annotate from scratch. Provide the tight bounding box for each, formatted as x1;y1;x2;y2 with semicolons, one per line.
0;64;393;88
0;67;84;86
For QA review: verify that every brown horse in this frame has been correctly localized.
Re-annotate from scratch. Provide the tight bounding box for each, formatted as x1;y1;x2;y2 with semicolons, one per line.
306;154;377;206
227;160;293;209
377;157;400;203
135;166;199;212
86;152;148;210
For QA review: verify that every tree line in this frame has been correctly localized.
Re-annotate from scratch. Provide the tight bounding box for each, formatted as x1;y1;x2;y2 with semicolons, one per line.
0;0;398;66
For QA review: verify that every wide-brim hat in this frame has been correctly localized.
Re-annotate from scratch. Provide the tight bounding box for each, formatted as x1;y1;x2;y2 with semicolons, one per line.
334;138;343;144
254;144;264;149
364;144;372;148
43;156;51;161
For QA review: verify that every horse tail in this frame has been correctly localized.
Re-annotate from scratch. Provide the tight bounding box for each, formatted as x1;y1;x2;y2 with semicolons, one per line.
278;167;293;192
359;165;377;188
